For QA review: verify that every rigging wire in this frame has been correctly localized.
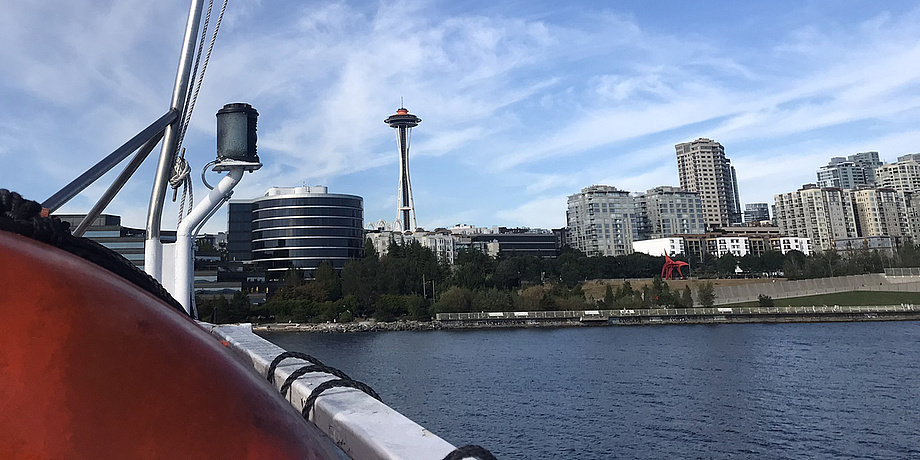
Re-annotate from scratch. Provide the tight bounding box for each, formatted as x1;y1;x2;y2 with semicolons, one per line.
170;0;229;224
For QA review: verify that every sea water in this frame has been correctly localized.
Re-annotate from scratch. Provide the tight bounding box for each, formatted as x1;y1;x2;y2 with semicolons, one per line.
262;322;920;459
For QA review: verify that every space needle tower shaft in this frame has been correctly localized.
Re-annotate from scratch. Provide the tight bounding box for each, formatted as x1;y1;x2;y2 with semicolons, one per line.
384;107;421;232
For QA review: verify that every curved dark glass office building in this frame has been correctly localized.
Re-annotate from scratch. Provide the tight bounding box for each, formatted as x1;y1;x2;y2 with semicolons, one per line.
228;186;364;281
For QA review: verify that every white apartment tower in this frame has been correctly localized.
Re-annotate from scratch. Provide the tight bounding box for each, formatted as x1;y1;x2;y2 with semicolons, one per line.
773;185;858;251
675;138;742;230
875;153;920;194
566;185;637;256
634;186;705;239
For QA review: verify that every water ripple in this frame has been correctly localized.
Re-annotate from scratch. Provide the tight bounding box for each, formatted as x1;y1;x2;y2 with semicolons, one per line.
262;321;920;459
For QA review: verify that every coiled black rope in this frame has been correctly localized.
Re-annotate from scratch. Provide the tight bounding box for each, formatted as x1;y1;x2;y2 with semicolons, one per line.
266;351;324;384
279;364;352;397
0;189;185;314
267;351;381;419
301;378;382;419
441;445;498;460
266;351;495;459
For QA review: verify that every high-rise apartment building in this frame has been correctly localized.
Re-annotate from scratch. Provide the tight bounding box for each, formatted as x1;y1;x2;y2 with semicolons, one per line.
634;186;705;240
773;185;858;251
875;153;920;194
816;151;882;189
675;138;741;230
743;203;770;223
846;187;913;240
227;186;364;281
566;185;637;256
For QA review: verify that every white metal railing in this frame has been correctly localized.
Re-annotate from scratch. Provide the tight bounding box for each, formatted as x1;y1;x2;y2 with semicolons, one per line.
435;304;918;321
208;324;456;460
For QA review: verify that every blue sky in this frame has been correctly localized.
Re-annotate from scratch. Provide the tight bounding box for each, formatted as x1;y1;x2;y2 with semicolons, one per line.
2;0;920;233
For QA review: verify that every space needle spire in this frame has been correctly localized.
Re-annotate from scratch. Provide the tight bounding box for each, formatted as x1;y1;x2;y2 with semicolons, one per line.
385;106;422;232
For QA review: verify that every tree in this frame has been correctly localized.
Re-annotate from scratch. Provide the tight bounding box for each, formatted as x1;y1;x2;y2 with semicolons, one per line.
738;254;762;275
224;291;252;322
311;261;342;302
603;284;615;307
559;261;585;288
716;253;738;276
697;281;715;307
681;285;693;308
493;257;522;290
757;294;774;307
760;251;785;275
374;294;420;321
452;249;494;289
695;251;718;276
364;237;378;259
433;286;474;313
649;275;674;306
518;285;552;310
341;257;379;316
617;280;635;299
472;289;513;312
196;295;229;323
896;240;920;267
282;268;305;288
782;250;807;279
640;285;653;308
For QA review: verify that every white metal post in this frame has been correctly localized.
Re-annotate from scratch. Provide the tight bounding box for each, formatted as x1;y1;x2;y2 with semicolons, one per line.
145;0;206;282
174;167;244;315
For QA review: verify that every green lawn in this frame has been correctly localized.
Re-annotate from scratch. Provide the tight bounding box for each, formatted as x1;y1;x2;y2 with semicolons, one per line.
727;291;920;307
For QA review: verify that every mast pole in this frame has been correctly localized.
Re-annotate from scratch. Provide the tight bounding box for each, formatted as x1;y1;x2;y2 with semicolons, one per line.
144;0;206;281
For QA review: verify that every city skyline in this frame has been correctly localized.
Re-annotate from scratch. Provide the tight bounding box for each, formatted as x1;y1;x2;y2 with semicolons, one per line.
2;1;920;233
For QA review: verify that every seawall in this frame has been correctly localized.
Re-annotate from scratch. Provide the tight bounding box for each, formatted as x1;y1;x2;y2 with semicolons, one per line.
251;304;920;333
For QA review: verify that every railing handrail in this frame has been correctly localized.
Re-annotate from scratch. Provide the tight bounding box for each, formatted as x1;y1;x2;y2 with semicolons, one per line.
435;304;917;321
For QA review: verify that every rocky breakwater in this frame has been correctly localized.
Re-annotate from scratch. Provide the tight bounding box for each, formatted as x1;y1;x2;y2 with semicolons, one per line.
253;320;441;333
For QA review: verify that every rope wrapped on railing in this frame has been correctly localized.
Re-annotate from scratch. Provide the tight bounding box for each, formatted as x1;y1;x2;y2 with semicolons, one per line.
280;364;352;397
266;351;323;385
266;349;496;460
266;352;381;419
301;378;382;419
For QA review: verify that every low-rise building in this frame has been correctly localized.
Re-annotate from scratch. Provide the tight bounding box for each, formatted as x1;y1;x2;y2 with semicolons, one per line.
367;230;457;264
774;237;811;254
632;237;685;257
55;214;176;270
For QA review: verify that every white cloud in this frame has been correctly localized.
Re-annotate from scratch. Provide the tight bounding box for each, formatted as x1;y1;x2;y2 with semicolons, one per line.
496;195;567;229
3;0;920;234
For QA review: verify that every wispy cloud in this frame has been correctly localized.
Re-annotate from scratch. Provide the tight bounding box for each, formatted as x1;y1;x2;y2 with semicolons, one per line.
2;0;919;233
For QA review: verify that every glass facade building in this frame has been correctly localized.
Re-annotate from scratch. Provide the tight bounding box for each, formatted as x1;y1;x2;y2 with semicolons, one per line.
227;186;364;281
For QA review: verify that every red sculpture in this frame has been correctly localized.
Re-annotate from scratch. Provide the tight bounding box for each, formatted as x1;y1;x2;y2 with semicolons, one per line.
661;251;690;280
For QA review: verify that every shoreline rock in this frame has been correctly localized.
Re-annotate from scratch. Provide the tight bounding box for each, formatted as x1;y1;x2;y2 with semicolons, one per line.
253;320;442;333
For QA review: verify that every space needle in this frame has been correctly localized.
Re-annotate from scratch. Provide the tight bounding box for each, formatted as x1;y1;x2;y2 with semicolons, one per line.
385;106;422;232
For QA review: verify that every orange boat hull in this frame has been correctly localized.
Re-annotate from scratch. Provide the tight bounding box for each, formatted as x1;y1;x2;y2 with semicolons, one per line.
0;232;341;459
